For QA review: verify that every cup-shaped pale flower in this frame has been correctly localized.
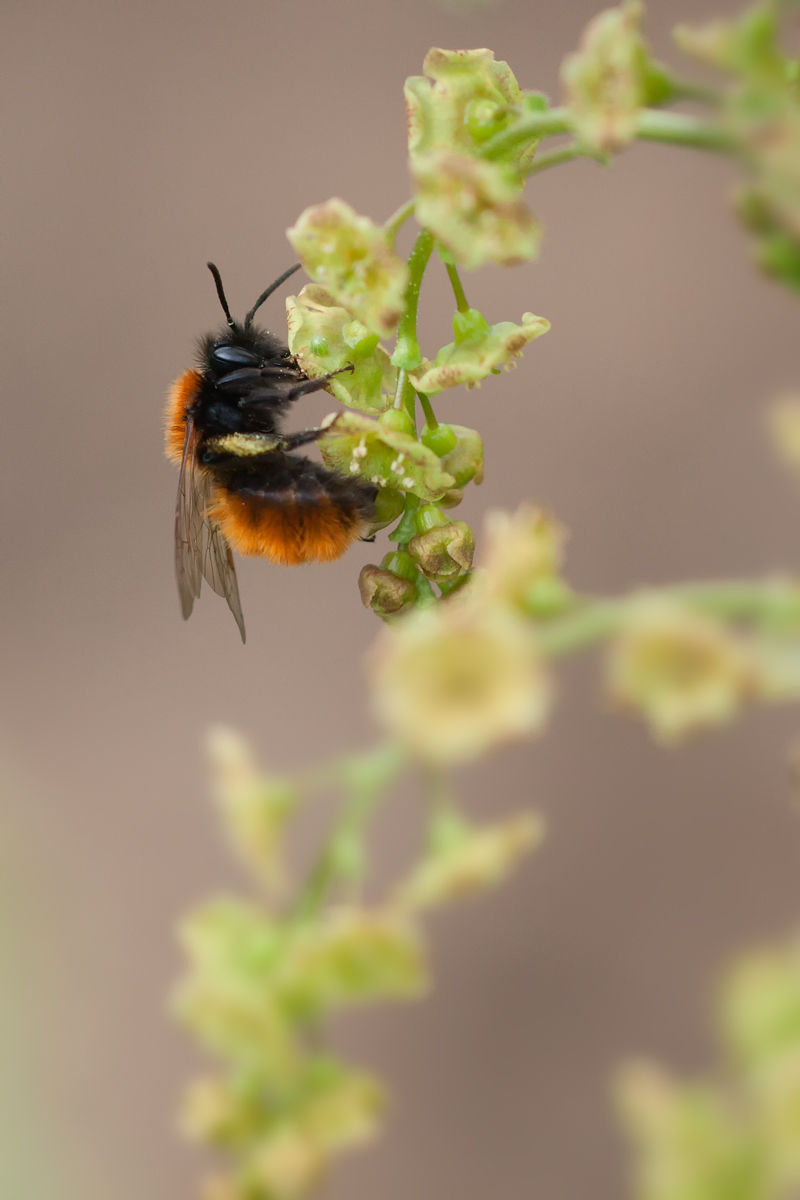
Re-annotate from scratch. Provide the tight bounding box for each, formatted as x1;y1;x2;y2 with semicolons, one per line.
370;600;551;763
607;600;757;741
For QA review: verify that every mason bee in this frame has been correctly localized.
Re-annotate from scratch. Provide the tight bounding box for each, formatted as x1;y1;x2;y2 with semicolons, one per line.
165;263;377;641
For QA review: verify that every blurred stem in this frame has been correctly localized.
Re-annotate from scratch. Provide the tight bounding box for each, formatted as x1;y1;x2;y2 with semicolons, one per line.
667;80;723;106
536;579;800;657
482;106;734;162
481;107;574;158
445;263;470;314
524;143;588;177
634;109;735;151
295;743;406;918
417;391;438;430
384;198;416;248
392;228;435;371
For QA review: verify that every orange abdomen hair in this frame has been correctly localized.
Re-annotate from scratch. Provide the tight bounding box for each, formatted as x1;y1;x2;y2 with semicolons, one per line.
165;368;203;463
209;486;368;566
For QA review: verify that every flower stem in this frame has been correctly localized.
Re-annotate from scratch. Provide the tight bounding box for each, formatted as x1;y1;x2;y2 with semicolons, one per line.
416;390;438;430
394;367;407;411
481;107;574;159
482;106;734;164
384;198;416;248
634;109;734;152
535;579;800;658
445;263;470;314
524;143;587;177
295;743;406;917
392;228;435;372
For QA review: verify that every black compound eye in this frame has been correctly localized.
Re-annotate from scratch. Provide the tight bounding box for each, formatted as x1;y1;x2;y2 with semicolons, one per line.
211;344;262;369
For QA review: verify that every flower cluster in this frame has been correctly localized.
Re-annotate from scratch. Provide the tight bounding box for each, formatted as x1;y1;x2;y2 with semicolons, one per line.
405;49;543;268
619;929;800;1199
676;5;800;291
175;732;542;1199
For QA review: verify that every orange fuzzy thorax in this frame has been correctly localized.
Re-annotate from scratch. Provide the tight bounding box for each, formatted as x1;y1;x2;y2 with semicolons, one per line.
209;489;364;565
165;368;203;463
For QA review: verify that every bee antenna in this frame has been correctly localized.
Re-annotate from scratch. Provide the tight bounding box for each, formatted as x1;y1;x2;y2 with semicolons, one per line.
207;262;235;328
245;262;302;329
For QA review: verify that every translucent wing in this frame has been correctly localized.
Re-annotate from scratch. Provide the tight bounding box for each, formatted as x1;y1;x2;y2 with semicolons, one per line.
174;415;246;642
202;514;246;643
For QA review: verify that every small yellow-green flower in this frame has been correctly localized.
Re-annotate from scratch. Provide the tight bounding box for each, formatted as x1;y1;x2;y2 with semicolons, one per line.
286;285;395;413
369;598;551;763
398;812;544;909
287;199;409;336
616;1061;759;1200
676;8;800;277
607;599;757;741
405;47;535;171
319;410;455;502
412;151;541;270
476;504;567;610
561;0;650;154
278;906;427;1017
207;727;298;894
412;307;549;395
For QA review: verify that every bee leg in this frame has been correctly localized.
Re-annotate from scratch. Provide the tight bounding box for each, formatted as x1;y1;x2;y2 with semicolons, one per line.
284;363;354;401
279;428;327;451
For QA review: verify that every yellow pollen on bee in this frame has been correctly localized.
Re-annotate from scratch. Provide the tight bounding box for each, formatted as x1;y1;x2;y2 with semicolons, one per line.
207;434;281;456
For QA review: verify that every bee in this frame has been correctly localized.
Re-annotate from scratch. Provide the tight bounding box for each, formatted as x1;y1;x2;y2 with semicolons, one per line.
165;262;377;642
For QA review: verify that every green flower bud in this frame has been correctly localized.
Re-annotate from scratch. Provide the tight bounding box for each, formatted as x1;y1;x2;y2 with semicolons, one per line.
411;311;549;395
287;198;409;336
523;91;550;113
368;487;405;533
286;285;396;413
408;520;475;581
414;503;449;534
439;426;484;488
319;411;455;502
359;565;417;618
421;422;458;457
379;408;416;436
452;307;492;346
380;549;418;584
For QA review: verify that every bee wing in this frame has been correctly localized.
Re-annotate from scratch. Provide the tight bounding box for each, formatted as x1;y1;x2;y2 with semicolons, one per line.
175;414;205;619
202;517;246;643
174;416;246;642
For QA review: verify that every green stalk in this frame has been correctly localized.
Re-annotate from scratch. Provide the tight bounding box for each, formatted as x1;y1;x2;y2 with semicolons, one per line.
445;263;470;314
392;229;434;371
481;107;574;159
384;198;416;248
295;743;406;917
535;579;800;658
634;109;734;152
524;144;587;177
416;390;439;430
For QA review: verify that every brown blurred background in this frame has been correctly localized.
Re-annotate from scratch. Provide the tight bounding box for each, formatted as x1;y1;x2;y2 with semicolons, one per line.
3;0;800;1196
